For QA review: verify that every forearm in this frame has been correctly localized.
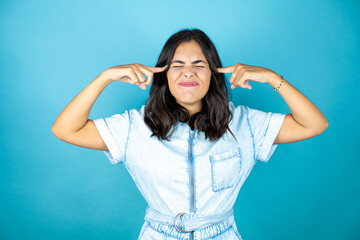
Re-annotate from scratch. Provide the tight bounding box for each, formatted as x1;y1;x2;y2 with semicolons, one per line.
267;73;329;133
51;70;113;137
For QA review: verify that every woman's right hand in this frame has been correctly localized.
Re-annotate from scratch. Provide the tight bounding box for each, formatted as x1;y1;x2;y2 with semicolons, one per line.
105;63;168;90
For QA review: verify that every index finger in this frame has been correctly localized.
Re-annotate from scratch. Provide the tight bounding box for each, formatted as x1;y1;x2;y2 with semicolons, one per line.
217;65;236;73
145;65;168;73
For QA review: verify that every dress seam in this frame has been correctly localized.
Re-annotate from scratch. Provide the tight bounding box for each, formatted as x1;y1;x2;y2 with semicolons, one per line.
123;109;132;165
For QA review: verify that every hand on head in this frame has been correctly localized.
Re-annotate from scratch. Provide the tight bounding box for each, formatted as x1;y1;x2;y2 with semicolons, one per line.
106;63;168;90
217;63;274;90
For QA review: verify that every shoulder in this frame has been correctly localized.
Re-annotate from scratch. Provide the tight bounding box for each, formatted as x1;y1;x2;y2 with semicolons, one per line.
229;101;268;120
128;104;146;117
228;101;247;117
126;104;147;126
105;105;146;123
228;101;249;128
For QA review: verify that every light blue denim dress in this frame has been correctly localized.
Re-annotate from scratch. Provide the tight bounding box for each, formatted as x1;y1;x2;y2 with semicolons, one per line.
93;101;286;240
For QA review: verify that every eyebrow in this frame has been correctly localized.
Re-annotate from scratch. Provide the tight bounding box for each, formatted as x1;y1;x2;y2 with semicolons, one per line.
171;60;207;64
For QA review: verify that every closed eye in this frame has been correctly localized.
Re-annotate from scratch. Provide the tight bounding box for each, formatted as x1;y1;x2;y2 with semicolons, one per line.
172;65;205;68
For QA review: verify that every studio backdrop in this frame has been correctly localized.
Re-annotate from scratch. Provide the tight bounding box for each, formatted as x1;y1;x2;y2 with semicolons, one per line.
1;0;359;239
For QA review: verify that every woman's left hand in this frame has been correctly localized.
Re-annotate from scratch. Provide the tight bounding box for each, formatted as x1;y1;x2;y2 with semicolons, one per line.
217;63;277;89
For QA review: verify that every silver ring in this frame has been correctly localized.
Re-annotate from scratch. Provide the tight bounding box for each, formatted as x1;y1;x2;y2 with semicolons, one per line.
174;212;194;233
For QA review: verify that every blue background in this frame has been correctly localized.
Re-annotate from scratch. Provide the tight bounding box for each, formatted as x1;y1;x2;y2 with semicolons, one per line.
1;0;359;239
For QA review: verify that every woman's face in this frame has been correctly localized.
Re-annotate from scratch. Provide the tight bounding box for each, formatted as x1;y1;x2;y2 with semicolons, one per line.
167;40;212;115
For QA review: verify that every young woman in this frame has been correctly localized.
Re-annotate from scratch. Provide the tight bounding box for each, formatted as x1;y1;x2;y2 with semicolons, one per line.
51;28;328;240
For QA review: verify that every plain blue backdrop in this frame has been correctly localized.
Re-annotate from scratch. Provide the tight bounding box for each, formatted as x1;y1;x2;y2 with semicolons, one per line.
1;0;359;239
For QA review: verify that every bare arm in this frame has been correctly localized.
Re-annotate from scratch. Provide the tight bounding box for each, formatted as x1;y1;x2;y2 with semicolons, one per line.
51;70;113;150
217;63;329;144
266;74;329;144
51;70;112;135
51;64;168;150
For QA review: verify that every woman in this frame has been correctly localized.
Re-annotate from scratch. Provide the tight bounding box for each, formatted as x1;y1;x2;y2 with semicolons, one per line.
51;28;328;240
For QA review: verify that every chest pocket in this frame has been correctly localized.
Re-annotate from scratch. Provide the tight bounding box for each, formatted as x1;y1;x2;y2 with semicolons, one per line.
209;148;242;192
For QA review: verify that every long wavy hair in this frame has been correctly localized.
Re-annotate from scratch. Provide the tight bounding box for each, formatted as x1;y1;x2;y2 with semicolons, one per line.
144;28;236;142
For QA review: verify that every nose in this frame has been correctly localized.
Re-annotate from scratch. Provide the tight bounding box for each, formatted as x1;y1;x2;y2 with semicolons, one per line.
183;65;196;78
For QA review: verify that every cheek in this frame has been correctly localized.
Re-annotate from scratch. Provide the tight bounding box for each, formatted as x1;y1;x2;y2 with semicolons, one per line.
166;73;178;95
200;71;212;86
167;71;181;83
197;68;211;77
166;73;173;86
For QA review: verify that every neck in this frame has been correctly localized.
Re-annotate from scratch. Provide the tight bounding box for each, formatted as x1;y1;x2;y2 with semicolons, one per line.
179;102;202;116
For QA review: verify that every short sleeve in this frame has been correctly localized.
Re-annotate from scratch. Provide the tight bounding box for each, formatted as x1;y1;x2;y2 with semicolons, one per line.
244;106;286;163
92;110;131;165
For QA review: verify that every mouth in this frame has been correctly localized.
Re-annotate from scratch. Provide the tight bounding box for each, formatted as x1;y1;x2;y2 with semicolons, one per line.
179;81;199;87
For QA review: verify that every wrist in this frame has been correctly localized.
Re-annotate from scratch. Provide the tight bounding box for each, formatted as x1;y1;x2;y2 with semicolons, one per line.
92;69;113;89
99;69;114;85
267;72;282;88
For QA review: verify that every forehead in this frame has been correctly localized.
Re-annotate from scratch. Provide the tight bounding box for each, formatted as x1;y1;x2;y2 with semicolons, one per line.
172;40;206;60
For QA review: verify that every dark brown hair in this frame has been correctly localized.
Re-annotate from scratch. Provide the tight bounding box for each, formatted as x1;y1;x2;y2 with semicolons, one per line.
144;28;235;142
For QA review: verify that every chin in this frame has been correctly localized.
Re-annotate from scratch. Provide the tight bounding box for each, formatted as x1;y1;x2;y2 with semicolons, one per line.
177;99;202;107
